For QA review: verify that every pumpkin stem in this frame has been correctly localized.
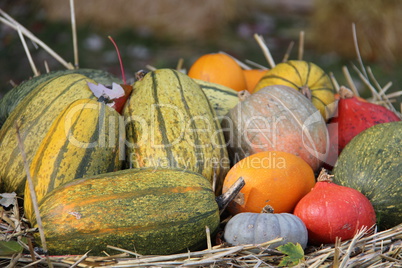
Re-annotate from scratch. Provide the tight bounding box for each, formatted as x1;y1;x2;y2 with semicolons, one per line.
300;85;312;100
238;90;251;102
339;86;355;99
135;70;147;82
215;177;245;215
317;168;334;183
261;205;274;214
108;36;127;85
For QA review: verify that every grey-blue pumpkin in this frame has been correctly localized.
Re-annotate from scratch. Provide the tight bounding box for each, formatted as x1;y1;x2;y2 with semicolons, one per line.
224;212;308;249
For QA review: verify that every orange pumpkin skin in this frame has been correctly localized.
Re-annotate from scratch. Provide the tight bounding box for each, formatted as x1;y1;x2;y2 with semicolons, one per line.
222;151;316;214
188;53;247;92
243;69;268;92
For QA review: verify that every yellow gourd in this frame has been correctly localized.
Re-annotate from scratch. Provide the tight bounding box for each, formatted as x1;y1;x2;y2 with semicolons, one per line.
253;60;336;121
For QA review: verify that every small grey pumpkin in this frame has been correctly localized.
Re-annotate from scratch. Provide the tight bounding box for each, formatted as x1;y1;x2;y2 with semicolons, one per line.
224;212;308;249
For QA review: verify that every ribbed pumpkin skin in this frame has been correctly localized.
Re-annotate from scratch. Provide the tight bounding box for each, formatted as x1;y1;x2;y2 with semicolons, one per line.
223;85;328;172
333;122;402;230
24;99;122;222
0;69;120;128
34;168;220;255
253;60;336;121
0;73;102;195
194;79;239;119
123;69;230;193
224;212;308;249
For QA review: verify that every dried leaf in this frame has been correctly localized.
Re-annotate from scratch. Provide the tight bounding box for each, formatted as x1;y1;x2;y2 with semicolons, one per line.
277;242;305;267
0;192;17;207
87;82;132;114
87;82;125;102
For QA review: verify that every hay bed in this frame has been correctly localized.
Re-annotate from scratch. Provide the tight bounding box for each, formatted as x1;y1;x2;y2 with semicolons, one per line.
0;200;401;268
0;215;401;267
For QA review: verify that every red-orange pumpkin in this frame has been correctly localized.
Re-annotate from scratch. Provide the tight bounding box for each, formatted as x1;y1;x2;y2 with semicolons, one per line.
294;169;377;245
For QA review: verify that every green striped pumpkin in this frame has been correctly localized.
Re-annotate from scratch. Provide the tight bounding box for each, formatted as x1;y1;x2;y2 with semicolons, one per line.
194;79;239;119
24;98;122;222
333;122;402;230
253;60;336;121
0;69;120;128
123;69;230;193
34;168;220;255
0;73;100;195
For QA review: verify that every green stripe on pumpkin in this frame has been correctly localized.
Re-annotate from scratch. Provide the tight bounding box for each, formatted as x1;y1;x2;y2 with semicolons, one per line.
151;71;178;167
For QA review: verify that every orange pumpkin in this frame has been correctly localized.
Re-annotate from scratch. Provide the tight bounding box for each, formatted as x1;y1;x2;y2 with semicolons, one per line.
242;69;268;92
222;151;316;215
188;53;247;92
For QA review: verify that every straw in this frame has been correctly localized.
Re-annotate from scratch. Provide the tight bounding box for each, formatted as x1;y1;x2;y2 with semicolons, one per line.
298;31;305;61
70;0;79;69
0;9;74;69
253;33;275;69
17;25;39;77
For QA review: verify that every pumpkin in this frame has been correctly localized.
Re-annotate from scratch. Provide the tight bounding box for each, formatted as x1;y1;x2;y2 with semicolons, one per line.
222;85;328;172
0;73;103;195
0;69;120;128
324;87;400;169
188;53;247;92
242;69;268;92
222;151;316;214
294;169;377;245
194;79;239;120
34;168;220;255
224;211;308;249
253;60;336;121
333;122;402;230
123;69;230;193
24;99;122;223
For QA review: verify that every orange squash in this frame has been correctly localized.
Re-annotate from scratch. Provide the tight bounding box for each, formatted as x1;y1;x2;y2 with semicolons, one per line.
222;151;316;215
188;53;247;92
242;69;268;92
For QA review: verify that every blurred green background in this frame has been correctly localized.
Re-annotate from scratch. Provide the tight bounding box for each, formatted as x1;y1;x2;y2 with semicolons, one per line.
1;0;401;109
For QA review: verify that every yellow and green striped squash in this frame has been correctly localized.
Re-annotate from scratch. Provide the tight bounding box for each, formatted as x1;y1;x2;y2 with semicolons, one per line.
0;69;120;128
195;79;239;120
24;98;123;222
123;69;230;194
0;73;101;195
34;168;220;255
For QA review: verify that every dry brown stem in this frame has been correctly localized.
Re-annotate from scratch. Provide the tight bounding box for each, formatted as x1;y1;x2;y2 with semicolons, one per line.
69;0;79;69
253;33;275;69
